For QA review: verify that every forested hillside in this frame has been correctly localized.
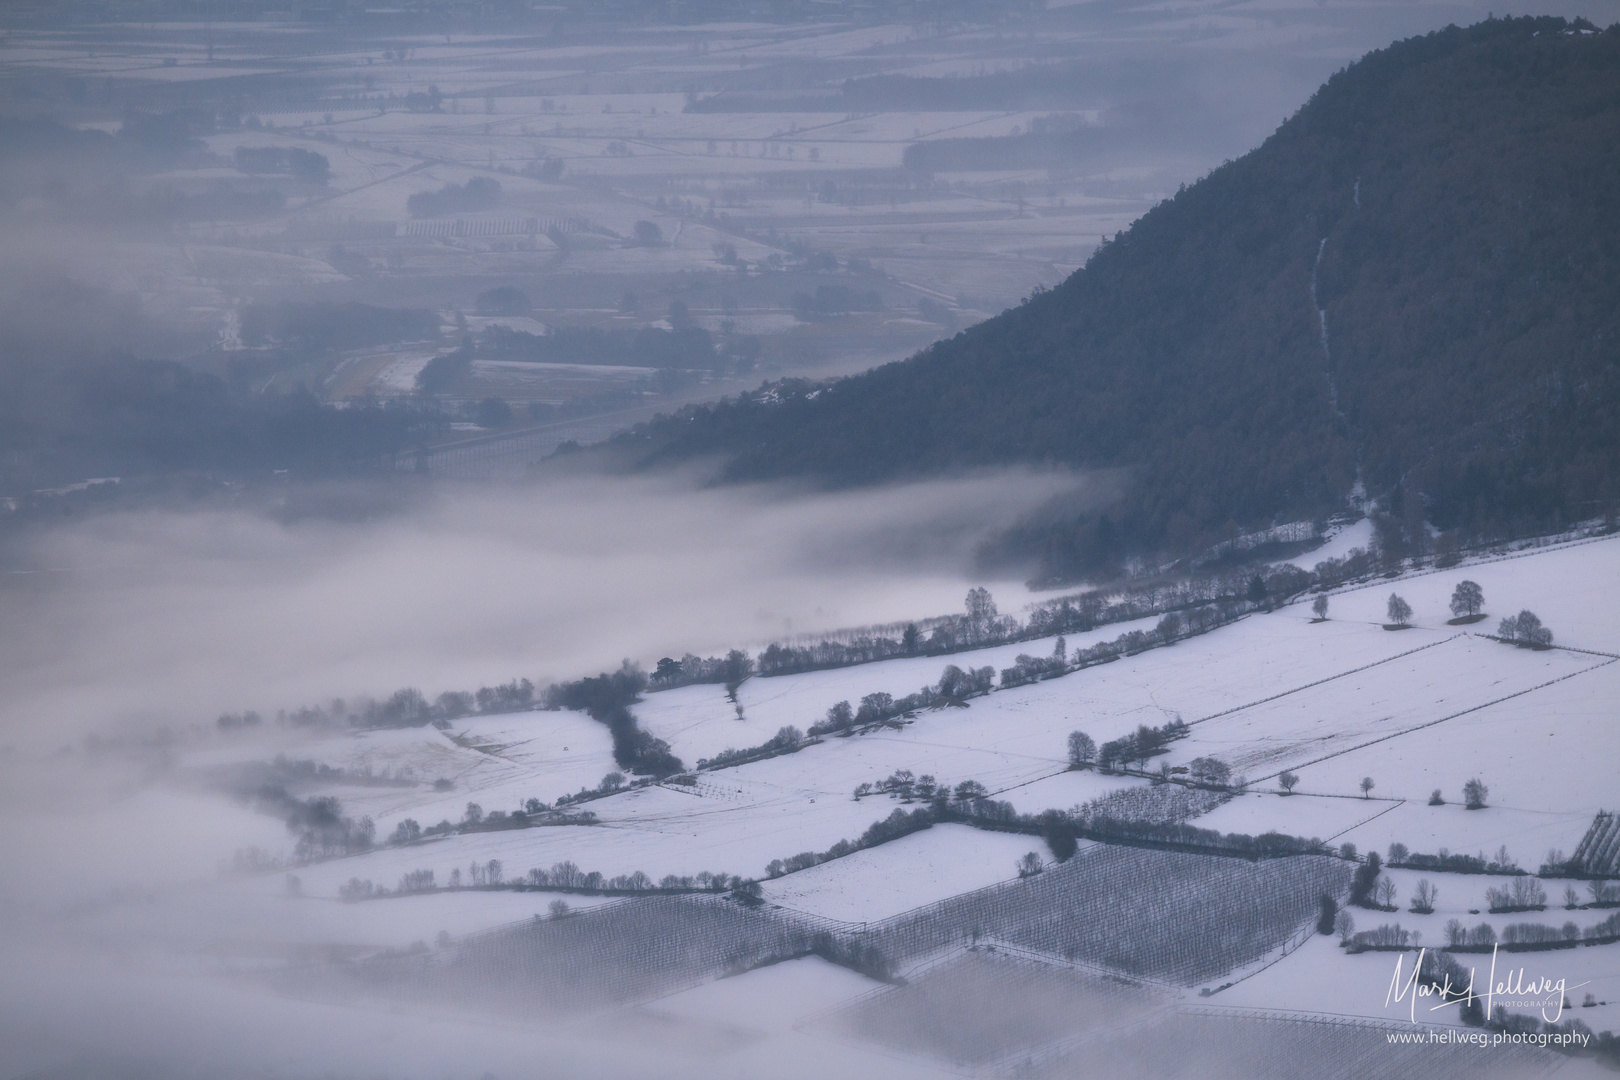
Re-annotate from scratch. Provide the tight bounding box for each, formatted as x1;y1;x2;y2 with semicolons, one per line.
617;18;1620;580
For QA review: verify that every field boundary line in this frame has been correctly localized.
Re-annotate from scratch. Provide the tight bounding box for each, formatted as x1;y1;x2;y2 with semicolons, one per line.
1252;656;1618;783
1323;798;1406;843
1191;635;1460;727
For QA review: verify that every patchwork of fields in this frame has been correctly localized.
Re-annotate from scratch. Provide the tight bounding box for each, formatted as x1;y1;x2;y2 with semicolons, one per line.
142;533;1610;1080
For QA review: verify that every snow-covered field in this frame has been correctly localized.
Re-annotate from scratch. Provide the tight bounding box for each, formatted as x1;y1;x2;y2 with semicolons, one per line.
760;824;1054;923
196;534;1620;947
12;516;1617;1080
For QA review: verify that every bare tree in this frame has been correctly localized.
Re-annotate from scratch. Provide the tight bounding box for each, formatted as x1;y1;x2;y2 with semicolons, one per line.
1375;877;1397;908
954;779;988;803
1312;594;1329;620
1189;756;1232;787
1411;879;1438;914
1017;851;1045;878
1463;777;1489;810
1450;580;1484;618
1067;730;1096;768
1360;776;1376;798
1499;610;1553;647
1386;593;1413;627
1278;771;1299;794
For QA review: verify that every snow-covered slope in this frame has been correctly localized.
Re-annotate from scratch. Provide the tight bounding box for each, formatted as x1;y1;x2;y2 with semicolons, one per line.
157;531;1620;1071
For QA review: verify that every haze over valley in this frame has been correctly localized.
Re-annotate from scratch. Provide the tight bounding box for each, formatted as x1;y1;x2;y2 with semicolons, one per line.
2;4;1619;1080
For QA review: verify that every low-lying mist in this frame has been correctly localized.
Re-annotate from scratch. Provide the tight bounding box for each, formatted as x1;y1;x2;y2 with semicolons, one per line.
0;465;1104;1080
0;467;1101;750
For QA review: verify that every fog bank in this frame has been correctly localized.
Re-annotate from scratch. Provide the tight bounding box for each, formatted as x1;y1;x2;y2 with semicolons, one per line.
0;468;1099;748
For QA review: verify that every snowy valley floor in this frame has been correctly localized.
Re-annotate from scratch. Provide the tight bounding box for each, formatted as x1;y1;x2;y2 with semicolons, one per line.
4;532;1619;1078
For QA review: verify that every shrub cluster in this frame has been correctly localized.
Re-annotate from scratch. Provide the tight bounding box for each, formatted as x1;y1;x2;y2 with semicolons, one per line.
765;807;935;878
1443;919;1502;948
1586;911;1620;942
1389;846;1522;875
248;678;537;731
525;862;737;893
998;637;1069;689
1441;913;1619;952
853;772;989;804
1486;877;1549;912
261;793;375;860
386;800;597;847
1097;719;1191;772
1345;922;1416;951
1072;783;1230;826
1497;609;1554;647
649;649;754;694
808;664;995;739
341;861;748;901
697;725;807;771
1500;922;1580;946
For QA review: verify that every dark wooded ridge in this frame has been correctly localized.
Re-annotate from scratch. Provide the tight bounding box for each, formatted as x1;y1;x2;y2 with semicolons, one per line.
619;18;1620;581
